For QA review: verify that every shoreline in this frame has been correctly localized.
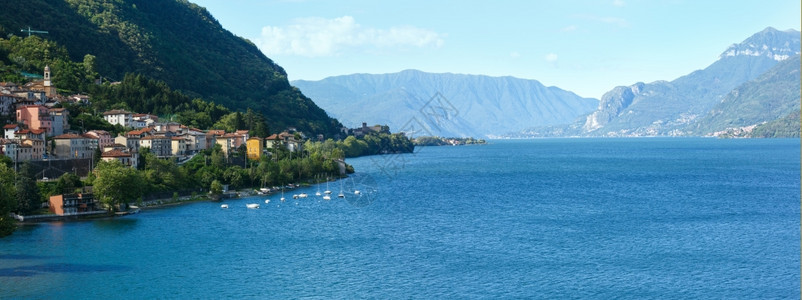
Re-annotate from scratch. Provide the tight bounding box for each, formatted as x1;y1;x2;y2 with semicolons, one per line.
15;175;350;223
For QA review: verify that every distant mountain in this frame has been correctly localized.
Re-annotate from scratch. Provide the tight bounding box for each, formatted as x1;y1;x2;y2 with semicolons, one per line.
575;27;800;137
688;54;800;136
0;0;341;135
292;70;598;138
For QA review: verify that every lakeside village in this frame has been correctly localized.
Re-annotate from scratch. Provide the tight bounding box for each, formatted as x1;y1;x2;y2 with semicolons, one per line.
0;65;423;228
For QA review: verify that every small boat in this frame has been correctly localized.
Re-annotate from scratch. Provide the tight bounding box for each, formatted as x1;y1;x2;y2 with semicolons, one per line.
246;203;259;209
299;193;308;198
315;176;322;196
280;187;286;201
323;195;331;200
338;192;345;198
292;194;299;199
221;204;229;209
354;190;361;195
264;199;270;204
324;177;332;194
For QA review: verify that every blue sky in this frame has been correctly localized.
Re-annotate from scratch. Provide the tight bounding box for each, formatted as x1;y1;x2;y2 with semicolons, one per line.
191;0;800;99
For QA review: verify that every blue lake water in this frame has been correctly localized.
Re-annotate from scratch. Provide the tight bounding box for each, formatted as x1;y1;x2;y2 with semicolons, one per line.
1;138;799;299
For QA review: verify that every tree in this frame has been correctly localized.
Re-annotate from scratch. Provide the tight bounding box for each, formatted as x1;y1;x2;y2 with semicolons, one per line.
56;173;82;194
82;54;98;82
223;166;246;188
0;155;11;168
15;162;40;215
0;163;17;237
210;145;226;168
93;147;102;164
93;160;144;211
210;179;223;196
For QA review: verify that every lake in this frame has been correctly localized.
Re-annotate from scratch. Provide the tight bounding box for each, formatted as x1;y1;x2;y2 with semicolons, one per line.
1;138;799;299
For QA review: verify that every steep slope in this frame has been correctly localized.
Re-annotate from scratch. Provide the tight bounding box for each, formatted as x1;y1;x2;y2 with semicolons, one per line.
0;0;341;135
580;27;800;136
688;55;800;135
293;70;598;138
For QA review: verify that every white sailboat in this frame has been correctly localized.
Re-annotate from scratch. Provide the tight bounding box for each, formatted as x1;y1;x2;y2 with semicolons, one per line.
221;204;229;209
324;177;332;195
315;175;322;196
338;180;345;198
351;177;361;195
280;187;286;202
264;199;270;204
246;203;259;209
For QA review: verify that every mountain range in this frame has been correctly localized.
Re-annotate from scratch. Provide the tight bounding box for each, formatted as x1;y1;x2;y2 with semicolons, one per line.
689;54;800;136
293;70;598;138
576;27;800;137
296;27;799;138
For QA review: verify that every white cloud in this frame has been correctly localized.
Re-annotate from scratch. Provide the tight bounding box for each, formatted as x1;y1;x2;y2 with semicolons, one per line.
613;0;625;7
545;53;558;62
257;16;444;57
510;51;521;58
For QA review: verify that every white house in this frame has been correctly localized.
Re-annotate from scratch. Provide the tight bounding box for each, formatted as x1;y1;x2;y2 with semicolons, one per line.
102;110;133;127
3;124;19;140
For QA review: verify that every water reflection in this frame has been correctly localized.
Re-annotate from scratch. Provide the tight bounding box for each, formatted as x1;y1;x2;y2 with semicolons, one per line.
0;263;131;277
0;254;57;260
92;218;139;232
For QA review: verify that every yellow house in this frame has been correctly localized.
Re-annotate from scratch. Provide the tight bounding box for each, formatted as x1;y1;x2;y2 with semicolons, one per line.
246;137;263;160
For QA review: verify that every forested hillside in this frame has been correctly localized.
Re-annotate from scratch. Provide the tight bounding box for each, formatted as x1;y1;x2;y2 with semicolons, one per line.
0;0;341;135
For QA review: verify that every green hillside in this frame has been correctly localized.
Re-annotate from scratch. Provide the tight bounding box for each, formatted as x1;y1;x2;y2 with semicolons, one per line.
0;0;341;135
748;112;800;138
688;55;800;136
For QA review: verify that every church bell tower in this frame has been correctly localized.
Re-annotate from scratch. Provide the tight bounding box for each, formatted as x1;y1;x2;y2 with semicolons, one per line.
43;65;55;97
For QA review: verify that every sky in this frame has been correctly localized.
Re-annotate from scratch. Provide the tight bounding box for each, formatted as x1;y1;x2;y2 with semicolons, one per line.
190;0;800;99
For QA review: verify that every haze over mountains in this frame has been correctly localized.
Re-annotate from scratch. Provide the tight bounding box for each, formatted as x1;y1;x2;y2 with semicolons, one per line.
296;27;800;138
293;70;598;137
571;27;800;137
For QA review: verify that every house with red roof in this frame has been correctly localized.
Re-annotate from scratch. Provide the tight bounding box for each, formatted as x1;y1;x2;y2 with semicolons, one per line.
16;105;52;136
140;135;172;157
101;149;137;167
85;130;114;148
52;133;96;159
14;128;46;141
3;124;19;139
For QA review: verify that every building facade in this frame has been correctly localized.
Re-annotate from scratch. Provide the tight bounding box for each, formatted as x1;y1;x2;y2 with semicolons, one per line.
52;133;96;159
16;105;52;136
49;193;97;215
246;137;263;160
102;110;133;127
